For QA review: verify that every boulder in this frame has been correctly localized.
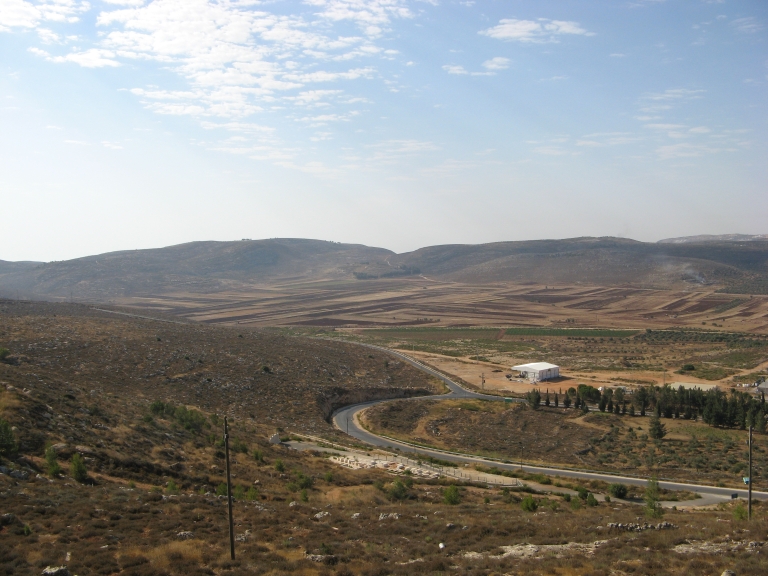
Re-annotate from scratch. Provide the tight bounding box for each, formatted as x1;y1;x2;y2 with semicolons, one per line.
42;567;70;576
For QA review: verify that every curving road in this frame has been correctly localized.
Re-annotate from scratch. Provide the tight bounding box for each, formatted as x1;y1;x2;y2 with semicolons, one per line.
332;342;768;502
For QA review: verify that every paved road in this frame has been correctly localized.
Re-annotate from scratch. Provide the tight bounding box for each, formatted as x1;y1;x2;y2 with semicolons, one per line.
332;343;768;502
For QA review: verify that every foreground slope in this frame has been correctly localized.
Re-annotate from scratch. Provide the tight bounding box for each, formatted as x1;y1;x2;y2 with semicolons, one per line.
1;301;767;575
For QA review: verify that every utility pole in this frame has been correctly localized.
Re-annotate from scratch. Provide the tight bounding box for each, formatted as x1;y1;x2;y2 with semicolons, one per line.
481;373;485;391
224;417;235;560
519;442;523;471
749;423;753;521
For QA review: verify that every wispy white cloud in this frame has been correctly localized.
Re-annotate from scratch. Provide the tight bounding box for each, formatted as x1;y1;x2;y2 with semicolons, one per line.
0;0;90;31
442;64;467;75
480;18;593;43
481;56;509;70
731;17;762;34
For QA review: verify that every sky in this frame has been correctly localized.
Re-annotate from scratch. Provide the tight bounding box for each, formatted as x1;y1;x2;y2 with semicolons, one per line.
1;0;766;262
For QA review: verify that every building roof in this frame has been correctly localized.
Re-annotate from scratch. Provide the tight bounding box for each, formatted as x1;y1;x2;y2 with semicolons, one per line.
670;382;720;391
512;362;559;371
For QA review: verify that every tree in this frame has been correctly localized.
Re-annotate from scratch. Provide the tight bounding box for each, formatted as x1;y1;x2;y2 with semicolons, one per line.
544;391;550;407
0;418;17;459
71;453;88;483
526;389;541;410
644;476;664;518
443;485;460;505
563;394;571;409
45;446;61;477
649;414;667;440
553;393;559;408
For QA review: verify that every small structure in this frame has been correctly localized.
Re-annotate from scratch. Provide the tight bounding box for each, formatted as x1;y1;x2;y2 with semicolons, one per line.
269;433;282;444
670;382;720;392
512;362;560;382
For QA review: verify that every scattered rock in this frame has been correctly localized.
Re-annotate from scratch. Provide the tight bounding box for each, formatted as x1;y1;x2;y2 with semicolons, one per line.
438;543;446;550
721;571;736;576
289;501;299;507
314;511;330;520
351;513;361;519
1;513;18;526
9;470;29;480
41;567;70;576
235;530;251;542
379;512;400;521
176;531;194;540
445;523;455;529
607;522;676;532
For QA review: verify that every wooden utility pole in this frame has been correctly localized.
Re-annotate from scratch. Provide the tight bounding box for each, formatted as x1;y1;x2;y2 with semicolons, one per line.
748;424;753;521
224;417;235;560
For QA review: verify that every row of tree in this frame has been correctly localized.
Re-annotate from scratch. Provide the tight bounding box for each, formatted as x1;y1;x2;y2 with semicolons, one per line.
526;384;767;433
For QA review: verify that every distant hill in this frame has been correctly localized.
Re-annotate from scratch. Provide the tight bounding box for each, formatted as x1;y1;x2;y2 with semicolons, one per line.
1;236;767;300
0;239;393;300
388;237;768;291
0;260;41;274
658;234;768;244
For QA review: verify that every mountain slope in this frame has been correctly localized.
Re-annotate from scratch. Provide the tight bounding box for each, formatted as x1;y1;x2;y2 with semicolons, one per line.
1;237;767;299
0;239;393;299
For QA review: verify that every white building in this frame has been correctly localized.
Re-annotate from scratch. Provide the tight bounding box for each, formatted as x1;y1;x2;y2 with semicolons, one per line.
512;362;560;382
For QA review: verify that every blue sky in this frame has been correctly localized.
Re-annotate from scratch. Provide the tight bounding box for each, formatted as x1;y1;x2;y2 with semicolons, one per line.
1;0;766;261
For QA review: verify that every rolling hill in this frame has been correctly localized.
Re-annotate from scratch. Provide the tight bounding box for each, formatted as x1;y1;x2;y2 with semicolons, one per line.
1;236;767;301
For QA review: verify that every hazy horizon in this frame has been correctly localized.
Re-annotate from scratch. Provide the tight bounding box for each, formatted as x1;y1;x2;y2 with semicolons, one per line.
2;0;766;262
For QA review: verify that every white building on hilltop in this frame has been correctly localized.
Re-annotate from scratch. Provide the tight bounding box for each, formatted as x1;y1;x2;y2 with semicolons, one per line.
512;362;560;382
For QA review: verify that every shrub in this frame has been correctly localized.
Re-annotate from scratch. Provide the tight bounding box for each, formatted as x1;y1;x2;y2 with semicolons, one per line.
0;418;17;459
166;480;180;494
563;493;571;502
443;485;461;505
246;486;259;501
608;483;628;499
576;486;588;500
586;493;598;507
253;450;264;463
388;480;409;501
324;472;334;483
0;348;9;361
520;495;538;512
733;502;748;521
275;459;285;473
71;453;88;483
216;483;228;497
300;489;309;502
233;484;245;500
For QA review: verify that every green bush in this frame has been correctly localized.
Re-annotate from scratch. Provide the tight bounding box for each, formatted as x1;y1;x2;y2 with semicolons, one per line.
166;480;180;494
608;483;628;499
300;489;309;502
0;418;17;459
0;348;9;361
388;480;409;501
216;483;229;496
586;493;598;507
275;459;285;473
563;493;571;502
733;502;748;521
443;485;461;505
233;484;245;500
246;486;259;501
324;472;334;483
520;495;538;512
253;449;264;463
71;453;88;483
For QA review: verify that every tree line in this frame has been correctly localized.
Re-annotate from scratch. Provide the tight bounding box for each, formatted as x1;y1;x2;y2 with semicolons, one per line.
526;383;766;433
